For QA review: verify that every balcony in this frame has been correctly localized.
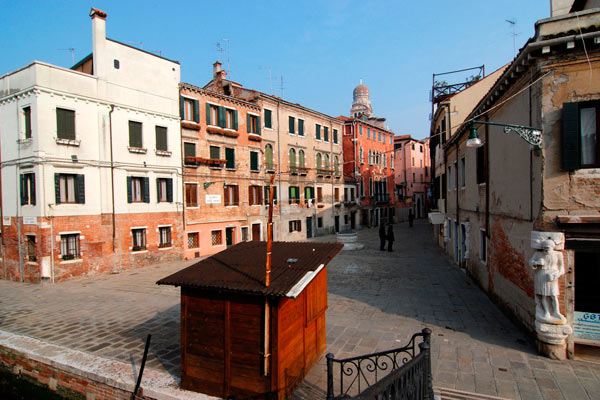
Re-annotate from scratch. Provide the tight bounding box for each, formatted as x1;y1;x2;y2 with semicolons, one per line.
375;193;390;204
265;163;277;174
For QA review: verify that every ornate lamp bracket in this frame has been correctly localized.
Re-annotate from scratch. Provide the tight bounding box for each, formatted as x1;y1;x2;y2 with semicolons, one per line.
503;125;542;148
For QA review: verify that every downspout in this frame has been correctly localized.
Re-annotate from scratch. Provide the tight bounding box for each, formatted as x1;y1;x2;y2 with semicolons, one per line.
109;105;116;252
276;100;282;240
485;118;490;239
0;126;4;271
15;106;24;282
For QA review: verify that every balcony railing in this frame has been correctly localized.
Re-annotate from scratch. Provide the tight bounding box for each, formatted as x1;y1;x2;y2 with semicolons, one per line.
375;193;390;204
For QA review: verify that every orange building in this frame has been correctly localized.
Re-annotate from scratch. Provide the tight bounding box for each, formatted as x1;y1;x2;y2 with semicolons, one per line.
394;135;431;219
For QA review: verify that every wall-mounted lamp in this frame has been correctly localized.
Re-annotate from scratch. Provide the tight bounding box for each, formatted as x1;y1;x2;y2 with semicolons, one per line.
71;155;78;163
467;120;542;148
203;182;214;190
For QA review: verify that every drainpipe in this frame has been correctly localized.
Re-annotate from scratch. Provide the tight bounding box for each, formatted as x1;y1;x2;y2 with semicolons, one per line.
0;126;4;270
15;105;24;282
108;105;116;252
276;100;282;240
485;117;490;239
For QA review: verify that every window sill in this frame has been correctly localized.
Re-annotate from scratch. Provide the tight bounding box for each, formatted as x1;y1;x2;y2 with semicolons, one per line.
59;258;82;264
181;121;201;130
131;249;148;253
248;134;262;142
158;246;173;251
225;168;237;171
225;205;239;208
26;261;38;265
56;137;80;146
155;150;172;157
17;138;33;146
128;146;147;154
250;169;260;173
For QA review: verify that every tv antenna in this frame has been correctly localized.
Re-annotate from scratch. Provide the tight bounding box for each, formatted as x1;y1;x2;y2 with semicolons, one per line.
280;76;285;98
217;39;231;78
125;41;143;48
58;48;76;64
505;19;520;56
259;66;273;94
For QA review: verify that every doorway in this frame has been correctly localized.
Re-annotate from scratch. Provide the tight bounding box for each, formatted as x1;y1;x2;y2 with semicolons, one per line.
226;227;235;247
574;248;600;357
252;223;261;242
351;212;356;230
306;217;313;239
334;216;340;233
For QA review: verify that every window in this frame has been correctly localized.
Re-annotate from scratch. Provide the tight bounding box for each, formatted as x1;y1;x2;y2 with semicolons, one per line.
211;230;223;245
224;185;239;206
420;145;423;153
225;109;236;129
360;147;364;163
298;150;305;168
413;172;416;181
334;187;340;202
289;148;296;171
264;185;278;205
225;148;235;169
412;143;415;150
477;144;486;184
324;126;329;142
250;151;259;171
480;230;487;262
316;153;322;170
454;161;458;189
26;235;36;262
159;226;172;248
132;228;146;251
368;150;372;165
317;187;323;203
55;174;85;204
247;114;260;134
563;101;599;169
185;183;198;207
333;129;338;144
207;104;219;126
412;157;415;167
316;124;321;140
23;106;32;139
420;160;423;168
344;188;349;202
56;108;75;140
447;166;452;191
351;188;355;201
390;135;393;145
188;232;199;249
324;154;330;170
183;143;196;160
210;146;220;160
20;173;36;206
298;119;304;136
60;234;80;260
264;109;272;129
265;144;274;170
181;97;199;122
317;217;323;228
359;125;363;136
289;220;302;232
289;186;300;204
241;227;249;242
127;177;149;203
249;185;262;205
129;121;143;148
289;116;295;134
157;178;173;202
304;186;315;204
334;156;339;175
155;126;168;151
378;132;381;142
460;157;465;187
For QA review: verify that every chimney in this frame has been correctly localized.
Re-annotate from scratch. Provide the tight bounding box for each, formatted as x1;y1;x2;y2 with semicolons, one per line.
213;61;227;80
90;7;107;79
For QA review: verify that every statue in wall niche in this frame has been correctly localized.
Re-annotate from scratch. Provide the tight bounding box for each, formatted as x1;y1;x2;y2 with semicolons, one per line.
530;239;567;325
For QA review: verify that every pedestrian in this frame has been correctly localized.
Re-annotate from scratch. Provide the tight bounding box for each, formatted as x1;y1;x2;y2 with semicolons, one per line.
408;209;414;228
379;223;386;251
387;223;395;252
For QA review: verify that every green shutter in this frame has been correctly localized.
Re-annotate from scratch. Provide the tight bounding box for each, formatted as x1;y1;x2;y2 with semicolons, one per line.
54;174;60;204
156;126;167;151
256;116;261;135
298;119;304;136
19;174;26;205
129;121;142;148
218;106;226;128
167;178;173;202
143;177;150;203
316;124;321;140
334;129;338;144
206;103;212;125
193;100;199;122
324;127;329;142
251;151;258;171
29;174;36;206
56;108;75;140
289;116;295;133
24;107;32;139
562;102;580;170
247;114;251;133
180;97;185;119
233;110;238;130
156;178;161;202
210;146;220;160
75;174;85;204
265;109;272;129
127;177;133;203
226;148;235;169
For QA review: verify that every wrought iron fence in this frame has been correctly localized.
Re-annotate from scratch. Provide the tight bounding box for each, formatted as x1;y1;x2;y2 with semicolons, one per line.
326;328;433;400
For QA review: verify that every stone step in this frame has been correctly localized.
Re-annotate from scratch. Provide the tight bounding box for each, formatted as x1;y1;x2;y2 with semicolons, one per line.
435;387;511;400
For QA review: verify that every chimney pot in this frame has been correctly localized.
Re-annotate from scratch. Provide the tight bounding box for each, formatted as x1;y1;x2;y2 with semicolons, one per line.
90;7;107;19
213;61;222;78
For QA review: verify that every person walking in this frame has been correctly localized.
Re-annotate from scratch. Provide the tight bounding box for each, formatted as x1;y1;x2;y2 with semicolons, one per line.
387;223;395;252
379;223;386;251
408;209;414;228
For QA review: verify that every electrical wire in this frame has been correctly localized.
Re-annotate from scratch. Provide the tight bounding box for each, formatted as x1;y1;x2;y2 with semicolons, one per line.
576;12;593;84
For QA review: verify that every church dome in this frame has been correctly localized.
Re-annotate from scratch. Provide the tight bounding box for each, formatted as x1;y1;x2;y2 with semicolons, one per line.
353;84;369;97
350;80;372;117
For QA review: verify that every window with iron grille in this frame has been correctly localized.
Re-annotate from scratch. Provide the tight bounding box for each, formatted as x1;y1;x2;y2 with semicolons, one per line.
211;230;222;246
249;185;262;205
132;228;146;251
155;126;168;151
188;232;199;249
26;235;36;262
56;108;75;140
224;185;239;206
159;226;172;248
128;121;143;148
185;183;198;207
60;234;80;260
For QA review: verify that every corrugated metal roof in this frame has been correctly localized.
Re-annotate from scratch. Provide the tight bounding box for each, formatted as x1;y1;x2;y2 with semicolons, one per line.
156;241;343;297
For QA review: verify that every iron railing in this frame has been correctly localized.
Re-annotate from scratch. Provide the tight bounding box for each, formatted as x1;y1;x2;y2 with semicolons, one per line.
326;328;432;400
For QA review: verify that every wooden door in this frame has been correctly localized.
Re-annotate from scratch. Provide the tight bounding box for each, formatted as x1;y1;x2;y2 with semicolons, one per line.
252;223;261;241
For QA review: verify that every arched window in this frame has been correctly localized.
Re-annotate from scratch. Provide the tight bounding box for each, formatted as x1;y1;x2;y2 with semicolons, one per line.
324;154;330;169
289;148;296;171
316;153;322;170
334;156;339;175
298;150;305;168
265;144;273;170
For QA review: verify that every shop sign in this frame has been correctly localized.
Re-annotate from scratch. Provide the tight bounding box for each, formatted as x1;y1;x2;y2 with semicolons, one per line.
574;311;600;342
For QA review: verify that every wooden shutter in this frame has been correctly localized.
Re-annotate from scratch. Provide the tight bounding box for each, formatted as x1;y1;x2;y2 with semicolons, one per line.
20;174;27;205
218;106;226;128
127;177;133;203
143;177;150;203
233;110;238;130
224;186;230;206
289;116;295;133
247;114;251;133
298;119;303;136
24;107;32;139
180;97;185;119
316;124;321;140
56;108;75;140
226;148;235;169
75;174;85;204
256;116;261;135
210;146;220;160
563;102;581;170
29;174;36;206
129;121;142;148
324;127;329;142
156;179;161;202
334;129;338;143
206;103;212;125
234;186;239;205
251;152;258;171
265;109;272;128
184;142;196;158
193;100;199;122
167;178;173;202
155;126;167;151
298;220;302;232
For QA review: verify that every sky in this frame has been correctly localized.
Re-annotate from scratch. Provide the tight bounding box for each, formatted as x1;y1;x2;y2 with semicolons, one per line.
0;1;550;139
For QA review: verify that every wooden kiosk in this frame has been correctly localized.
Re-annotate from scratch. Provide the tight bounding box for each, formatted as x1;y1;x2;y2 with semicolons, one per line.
157;240;342;399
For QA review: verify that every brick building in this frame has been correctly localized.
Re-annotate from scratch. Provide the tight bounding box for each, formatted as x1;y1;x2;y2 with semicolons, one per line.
393;135;431;219
339;82;395;228
0;9;183;282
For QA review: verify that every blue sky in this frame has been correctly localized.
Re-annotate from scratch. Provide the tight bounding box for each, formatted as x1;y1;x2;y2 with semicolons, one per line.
0;1;549;139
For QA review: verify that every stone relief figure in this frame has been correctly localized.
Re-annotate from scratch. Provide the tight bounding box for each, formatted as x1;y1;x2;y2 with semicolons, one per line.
530;239;567;325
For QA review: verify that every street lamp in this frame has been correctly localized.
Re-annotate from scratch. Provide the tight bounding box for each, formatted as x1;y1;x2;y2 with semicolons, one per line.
466;120;542;148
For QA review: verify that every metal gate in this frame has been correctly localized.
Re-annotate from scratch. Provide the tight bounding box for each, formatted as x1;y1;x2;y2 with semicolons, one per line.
326;328;433;400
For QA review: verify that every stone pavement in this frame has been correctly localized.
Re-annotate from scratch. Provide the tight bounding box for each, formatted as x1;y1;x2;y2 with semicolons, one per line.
0;220;599;399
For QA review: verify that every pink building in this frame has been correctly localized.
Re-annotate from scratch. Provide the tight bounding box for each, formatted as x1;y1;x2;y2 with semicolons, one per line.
394;135;431;219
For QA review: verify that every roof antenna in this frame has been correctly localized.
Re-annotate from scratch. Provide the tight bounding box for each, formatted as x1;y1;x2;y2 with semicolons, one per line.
58;48;76;64
506;19;520;56
222;38;231;79
280;76;285;98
